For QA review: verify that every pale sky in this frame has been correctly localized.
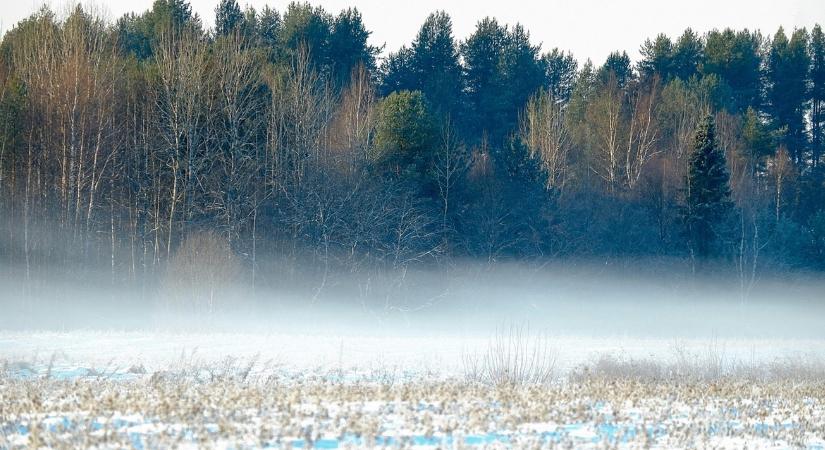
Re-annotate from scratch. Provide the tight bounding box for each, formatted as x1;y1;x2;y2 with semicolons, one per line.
2;0;824;64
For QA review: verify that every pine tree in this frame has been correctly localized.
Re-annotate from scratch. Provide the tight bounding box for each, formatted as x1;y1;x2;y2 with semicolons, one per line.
409;11;463;118
702;29;763;112
638;34;674;81
215;0;243;36
672;28;703;80
768;27;811;166
599;51;633;87
811;24;825;167
543;48;578;103
329;8;379;87
684;114;734;259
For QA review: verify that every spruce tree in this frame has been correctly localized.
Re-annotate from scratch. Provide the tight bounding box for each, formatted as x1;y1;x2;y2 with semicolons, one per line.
684;114;734;259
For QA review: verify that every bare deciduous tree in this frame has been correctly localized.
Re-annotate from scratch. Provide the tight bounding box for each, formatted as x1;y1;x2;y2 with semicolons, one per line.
624;77;660;190
520;89;570;193
154;25;209;255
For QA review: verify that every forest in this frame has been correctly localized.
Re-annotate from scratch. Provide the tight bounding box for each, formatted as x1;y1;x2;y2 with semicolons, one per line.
0;0;824;302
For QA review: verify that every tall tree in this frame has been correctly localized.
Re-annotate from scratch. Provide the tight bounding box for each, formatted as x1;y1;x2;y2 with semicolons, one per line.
278;2;332;72
768;27;811;166
379;46;415;96
409;11;463;118
542;48;578;103
462;18;545;140
638;34;674;81
116;0;200;59
214;0;244;37
683;114;734;259
701;29;763;112
373;90;437;187
672;28;703;80
329;8;379;86
599;51;633;87
811;24;825;167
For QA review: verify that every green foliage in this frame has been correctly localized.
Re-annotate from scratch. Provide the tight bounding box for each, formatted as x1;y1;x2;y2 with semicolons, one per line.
740;107;775;171
767;27;811;163
255;6;281;56
116;0;201;59
598;51;633;87
380;11;462;120
683;115;734;259
409;11;463;117
672;29;703;80
374;91;437;185
809;25;825;165
379;47;415;96
279;2;332;69
462;18;545;140
701;29;763;112
639;34;674;80
214;0;244;37
543;48;578;103
276;3;376;85
329;8;379;86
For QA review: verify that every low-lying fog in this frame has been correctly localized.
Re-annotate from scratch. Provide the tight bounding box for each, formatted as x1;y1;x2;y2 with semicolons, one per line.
2;260;824;376
2;260;824;338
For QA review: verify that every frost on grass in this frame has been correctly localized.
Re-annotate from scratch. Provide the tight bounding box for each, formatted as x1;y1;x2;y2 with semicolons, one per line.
2;356;825;449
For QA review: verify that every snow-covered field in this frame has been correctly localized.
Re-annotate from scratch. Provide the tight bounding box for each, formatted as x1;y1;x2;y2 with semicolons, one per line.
2;330;825;449
2;330;825;378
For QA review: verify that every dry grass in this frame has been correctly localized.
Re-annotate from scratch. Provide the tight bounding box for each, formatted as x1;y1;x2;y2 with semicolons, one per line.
462;325;556;386
3;354;825;449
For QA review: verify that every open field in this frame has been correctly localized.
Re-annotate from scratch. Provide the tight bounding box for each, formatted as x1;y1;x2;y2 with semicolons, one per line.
2;331;825;449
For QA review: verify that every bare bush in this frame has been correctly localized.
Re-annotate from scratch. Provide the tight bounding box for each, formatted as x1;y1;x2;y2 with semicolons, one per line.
163;231;240;314
463;325;556;386
572;342;825;384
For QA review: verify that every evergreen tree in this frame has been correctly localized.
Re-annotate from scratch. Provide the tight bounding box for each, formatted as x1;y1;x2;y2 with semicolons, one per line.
379;46;416;96
116;0;200;59
462;17;509;136
278;2;332;71
543;48;578;103
329;8;379;86
672;28;703;80
638;34;673;81
811;24;825;167
255;6;281;59
598;51;633;87
462;18;545;140
741;107;774;175
683;114;734;259
215;0;243;37
374;90;438;187
701;29;763;112
502;24;546;118
409;11;463;118
768;27;811;165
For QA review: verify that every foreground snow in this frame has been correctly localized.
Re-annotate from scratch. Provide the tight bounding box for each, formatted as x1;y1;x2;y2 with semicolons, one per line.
2;367;825;449
2;331;825;449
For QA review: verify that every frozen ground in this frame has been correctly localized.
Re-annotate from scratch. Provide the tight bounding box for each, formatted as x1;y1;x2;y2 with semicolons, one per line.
2;264;825;448
2;330;825;378
2;330;825;449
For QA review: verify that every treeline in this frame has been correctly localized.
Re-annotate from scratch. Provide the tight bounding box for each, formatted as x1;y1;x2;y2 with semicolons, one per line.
1;0;824;292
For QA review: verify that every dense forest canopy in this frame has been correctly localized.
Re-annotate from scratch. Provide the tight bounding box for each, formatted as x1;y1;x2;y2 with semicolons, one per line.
1;0;824;299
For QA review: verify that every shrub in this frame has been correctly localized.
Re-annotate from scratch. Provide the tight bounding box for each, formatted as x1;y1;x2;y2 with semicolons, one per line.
163;231;240;314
